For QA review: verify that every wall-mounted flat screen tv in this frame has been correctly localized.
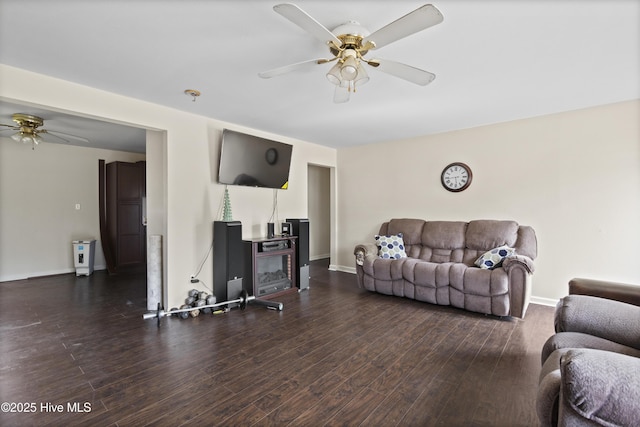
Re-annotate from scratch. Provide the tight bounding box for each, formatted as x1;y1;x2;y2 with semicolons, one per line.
218;129;293;189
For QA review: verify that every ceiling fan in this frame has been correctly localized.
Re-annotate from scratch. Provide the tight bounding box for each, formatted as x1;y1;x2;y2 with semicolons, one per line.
258;3;444;103
0;113;90;149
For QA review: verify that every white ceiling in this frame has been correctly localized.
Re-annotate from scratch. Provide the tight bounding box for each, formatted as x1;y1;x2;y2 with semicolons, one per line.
0;0;638;152
0;101;147;153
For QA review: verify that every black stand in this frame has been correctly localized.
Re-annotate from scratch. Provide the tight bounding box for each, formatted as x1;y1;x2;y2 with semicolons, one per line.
251;298;284;311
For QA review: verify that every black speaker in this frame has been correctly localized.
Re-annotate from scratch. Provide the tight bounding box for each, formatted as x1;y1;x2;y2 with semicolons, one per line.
213;221;244;302
286;218;310;290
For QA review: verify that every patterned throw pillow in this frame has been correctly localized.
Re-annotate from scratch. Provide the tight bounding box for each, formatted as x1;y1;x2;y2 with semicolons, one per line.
375;233;408;259
475;245;515;269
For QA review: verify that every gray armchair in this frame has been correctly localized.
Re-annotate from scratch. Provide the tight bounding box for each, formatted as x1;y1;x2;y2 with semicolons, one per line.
537;278;640;426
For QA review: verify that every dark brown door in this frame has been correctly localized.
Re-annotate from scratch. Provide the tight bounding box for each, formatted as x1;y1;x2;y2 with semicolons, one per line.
102;161;146;274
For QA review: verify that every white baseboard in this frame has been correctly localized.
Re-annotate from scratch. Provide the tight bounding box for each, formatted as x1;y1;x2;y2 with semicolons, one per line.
530;296;559;307
1;265;108;282
329;264;356;274
0;268;73;282
310;253;330;261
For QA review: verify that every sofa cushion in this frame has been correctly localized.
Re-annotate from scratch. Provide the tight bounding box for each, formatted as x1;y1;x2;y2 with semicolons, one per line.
402;259;453;288
450;264;509;296
385;219;425;257
555;295;640;351
475;245;515;269
364;257;405;281
541;332;640;365
386;219;424;245
465;220;519;251
421;221;467;263
561;349;640;426
375;233;407;259
516;225;538;259
422;221;467;249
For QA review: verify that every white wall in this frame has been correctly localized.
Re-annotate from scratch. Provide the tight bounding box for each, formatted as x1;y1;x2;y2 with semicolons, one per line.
0;138;145;281
336;100;640;303
308;164;331;260
0;65;337;308
145;129;168;297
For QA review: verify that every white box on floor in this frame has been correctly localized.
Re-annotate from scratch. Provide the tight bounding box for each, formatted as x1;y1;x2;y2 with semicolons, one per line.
73;240;96;276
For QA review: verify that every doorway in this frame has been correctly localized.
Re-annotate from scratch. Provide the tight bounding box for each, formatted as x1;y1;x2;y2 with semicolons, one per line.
307;164;331;261
99;160;147;274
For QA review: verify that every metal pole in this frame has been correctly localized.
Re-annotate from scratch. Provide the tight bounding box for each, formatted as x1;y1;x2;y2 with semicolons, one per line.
142;295;255;320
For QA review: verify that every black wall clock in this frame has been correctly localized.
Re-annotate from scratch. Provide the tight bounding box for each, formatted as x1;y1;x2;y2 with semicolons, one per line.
265;148;278;165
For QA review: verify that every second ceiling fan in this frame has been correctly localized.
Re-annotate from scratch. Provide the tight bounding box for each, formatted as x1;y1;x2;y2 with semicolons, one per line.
259;3;444;103
0;113;90;149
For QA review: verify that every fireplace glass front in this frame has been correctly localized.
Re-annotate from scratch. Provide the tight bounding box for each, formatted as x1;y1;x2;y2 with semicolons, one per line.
256;253;292;296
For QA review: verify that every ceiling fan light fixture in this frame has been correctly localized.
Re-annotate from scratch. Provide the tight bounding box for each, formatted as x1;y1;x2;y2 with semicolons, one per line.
340;56;359;81
327;49;366;89
354;62;369;87
10;130;42;145
326;62;342;85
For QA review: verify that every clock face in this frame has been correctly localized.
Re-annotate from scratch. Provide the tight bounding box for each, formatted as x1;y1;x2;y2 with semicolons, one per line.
265;148;278;165
441;162;472;192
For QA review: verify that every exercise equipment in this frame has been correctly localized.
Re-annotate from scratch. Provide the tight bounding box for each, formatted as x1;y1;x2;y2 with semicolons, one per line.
142;289;283;325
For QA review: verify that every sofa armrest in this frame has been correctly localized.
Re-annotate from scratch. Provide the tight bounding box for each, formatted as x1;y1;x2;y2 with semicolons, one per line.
537;348;575;426
537;367;562;427
555;295;640;350
569;277;640;307
502;254;535;274
354;243;378;266
558;349;640;426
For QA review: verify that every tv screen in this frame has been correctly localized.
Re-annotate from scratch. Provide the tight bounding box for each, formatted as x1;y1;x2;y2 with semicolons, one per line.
218;129;293;189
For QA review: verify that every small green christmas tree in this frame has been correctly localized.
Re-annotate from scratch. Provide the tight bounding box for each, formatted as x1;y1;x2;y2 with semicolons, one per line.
222;187;233;221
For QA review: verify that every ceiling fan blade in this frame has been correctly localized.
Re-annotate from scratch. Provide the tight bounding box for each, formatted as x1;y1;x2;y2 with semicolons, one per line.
273;3;342;47
372;59;436;86
41;129;90;143
363;4;443;50
0;123;18;129
333;86;350;104
39;130;70;143
258;58;327;79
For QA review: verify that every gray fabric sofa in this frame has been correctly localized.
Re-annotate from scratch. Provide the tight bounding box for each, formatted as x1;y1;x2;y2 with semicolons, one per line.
537;278;640;426
353;219;537;318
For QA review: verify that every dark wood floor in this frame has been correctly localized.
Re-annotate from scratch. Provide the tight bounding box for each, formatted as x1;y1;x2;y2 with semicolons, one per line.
0;260;555;426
